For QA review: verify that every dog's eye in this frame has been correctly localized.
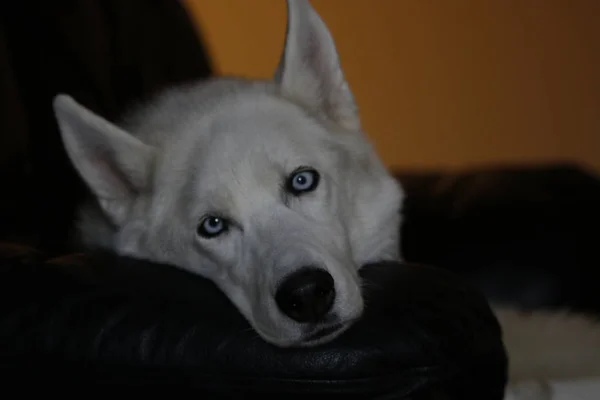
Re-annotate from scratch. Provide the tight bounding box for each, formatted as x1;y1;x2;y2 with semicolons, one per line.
197;215;228;238
287;168;320;195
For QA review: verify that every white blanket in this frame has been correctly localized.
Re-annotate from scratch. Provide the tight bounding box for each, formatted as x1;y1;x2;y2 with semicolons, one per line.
505;378;600;400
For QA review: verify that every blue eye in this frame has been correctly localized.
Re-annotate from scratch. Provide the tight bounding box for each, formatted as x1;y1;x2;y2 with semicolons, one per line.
197;215;228;238
287;168;320;195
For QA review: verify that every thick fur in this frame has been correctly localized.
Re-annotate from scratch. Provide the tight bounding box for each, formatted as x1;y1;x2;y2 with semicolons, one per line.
53;0;600;396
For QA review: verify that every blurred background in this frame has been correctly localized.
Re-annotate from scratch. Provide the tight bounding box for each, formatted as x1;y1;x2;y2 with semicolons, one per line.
183;0;600;173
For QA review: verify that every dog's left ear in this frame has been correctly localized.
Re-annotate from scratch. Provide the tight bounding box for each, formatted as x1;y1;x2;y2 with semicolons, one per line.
53;95;156;227
275;0;360;131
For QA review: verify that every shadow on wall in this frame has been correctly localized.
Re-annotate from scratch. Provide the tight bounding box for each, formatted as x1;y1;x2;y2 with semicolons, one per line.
183;0;600;173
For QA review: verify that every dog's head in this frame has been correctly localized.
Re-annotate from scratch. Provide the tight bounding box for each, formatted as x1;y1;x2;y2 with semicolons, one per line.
53;0;403;347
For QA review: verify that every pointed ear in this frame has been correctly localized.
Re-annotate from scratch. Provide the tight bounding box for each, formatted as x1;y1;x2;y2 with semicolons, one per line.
53;94;156;226
274;0;360;131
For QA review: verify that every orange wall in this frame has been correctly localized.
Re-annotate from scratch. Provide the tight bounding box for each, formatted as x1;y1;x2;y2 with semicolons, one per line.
183;0;600;173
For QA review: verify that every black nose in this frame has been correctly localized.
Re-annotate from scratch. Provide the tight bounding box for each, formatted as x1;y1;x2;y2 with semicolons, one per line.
275;267;336;323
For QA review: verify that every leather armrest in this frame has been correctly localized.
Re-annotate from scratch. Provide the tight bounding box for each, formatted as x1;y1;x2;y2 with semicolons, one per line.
0;246;507;398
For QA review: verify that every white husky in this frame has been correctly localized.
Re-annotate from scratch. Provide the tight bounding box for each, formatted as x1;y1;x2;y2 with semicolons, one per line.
53;0;600;396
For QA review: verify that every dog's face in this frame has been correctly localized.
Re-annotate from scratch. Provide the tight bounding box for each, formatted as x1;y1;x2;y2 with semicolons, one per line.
53;0;403;347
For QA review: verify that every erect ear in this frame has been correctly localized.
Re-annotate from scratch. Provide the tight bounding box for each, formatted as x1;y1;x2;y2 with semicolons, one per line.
274;0;360;131
53;94;156;226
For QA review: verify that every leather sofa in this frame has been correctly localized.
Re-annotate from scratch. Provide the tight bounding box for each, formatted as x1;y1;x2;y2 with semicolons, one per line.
399;164;600;316
2;0;598;397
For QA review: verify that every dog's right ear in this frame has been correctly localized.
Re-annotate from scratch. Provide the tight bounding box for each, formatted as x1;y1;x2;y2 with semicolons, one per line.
274;0;360;132
53;95;156;226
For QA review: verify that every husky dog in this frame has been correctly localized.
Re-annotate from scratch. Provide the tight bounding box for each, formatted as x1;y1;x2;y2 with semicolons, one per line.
53;0;600;396
54;0;402;348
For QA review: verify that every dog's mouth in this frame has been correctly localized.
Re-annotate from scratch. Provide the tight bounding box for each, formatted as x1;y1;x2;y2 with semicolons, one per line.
307;323;343;341
299;320;356;346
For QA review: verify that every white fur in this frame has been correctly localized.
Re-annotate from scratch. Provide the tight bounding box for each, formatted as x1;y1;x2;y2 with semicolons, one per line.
53;0;600;397
496;307;600;382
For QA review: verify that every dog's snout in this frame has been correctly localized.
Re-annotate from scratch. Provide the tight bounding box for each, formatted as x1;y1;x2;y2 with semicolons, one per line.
275;267;335;323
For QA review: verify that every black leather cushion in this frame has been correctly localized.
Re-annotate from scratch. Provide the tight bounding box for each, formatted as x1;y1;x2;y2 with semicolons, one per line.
0;245;507;398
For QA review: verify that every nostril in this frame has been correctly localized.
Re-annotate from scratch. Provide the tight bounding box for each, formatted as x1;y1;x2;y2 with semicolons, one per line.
275;267;335;323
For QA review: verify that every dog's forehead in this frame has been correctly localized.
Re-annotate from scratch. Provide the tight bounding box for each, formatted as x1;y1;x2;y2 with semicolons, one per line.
178;94;337;213
196;95;331;170
214;95;325;145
